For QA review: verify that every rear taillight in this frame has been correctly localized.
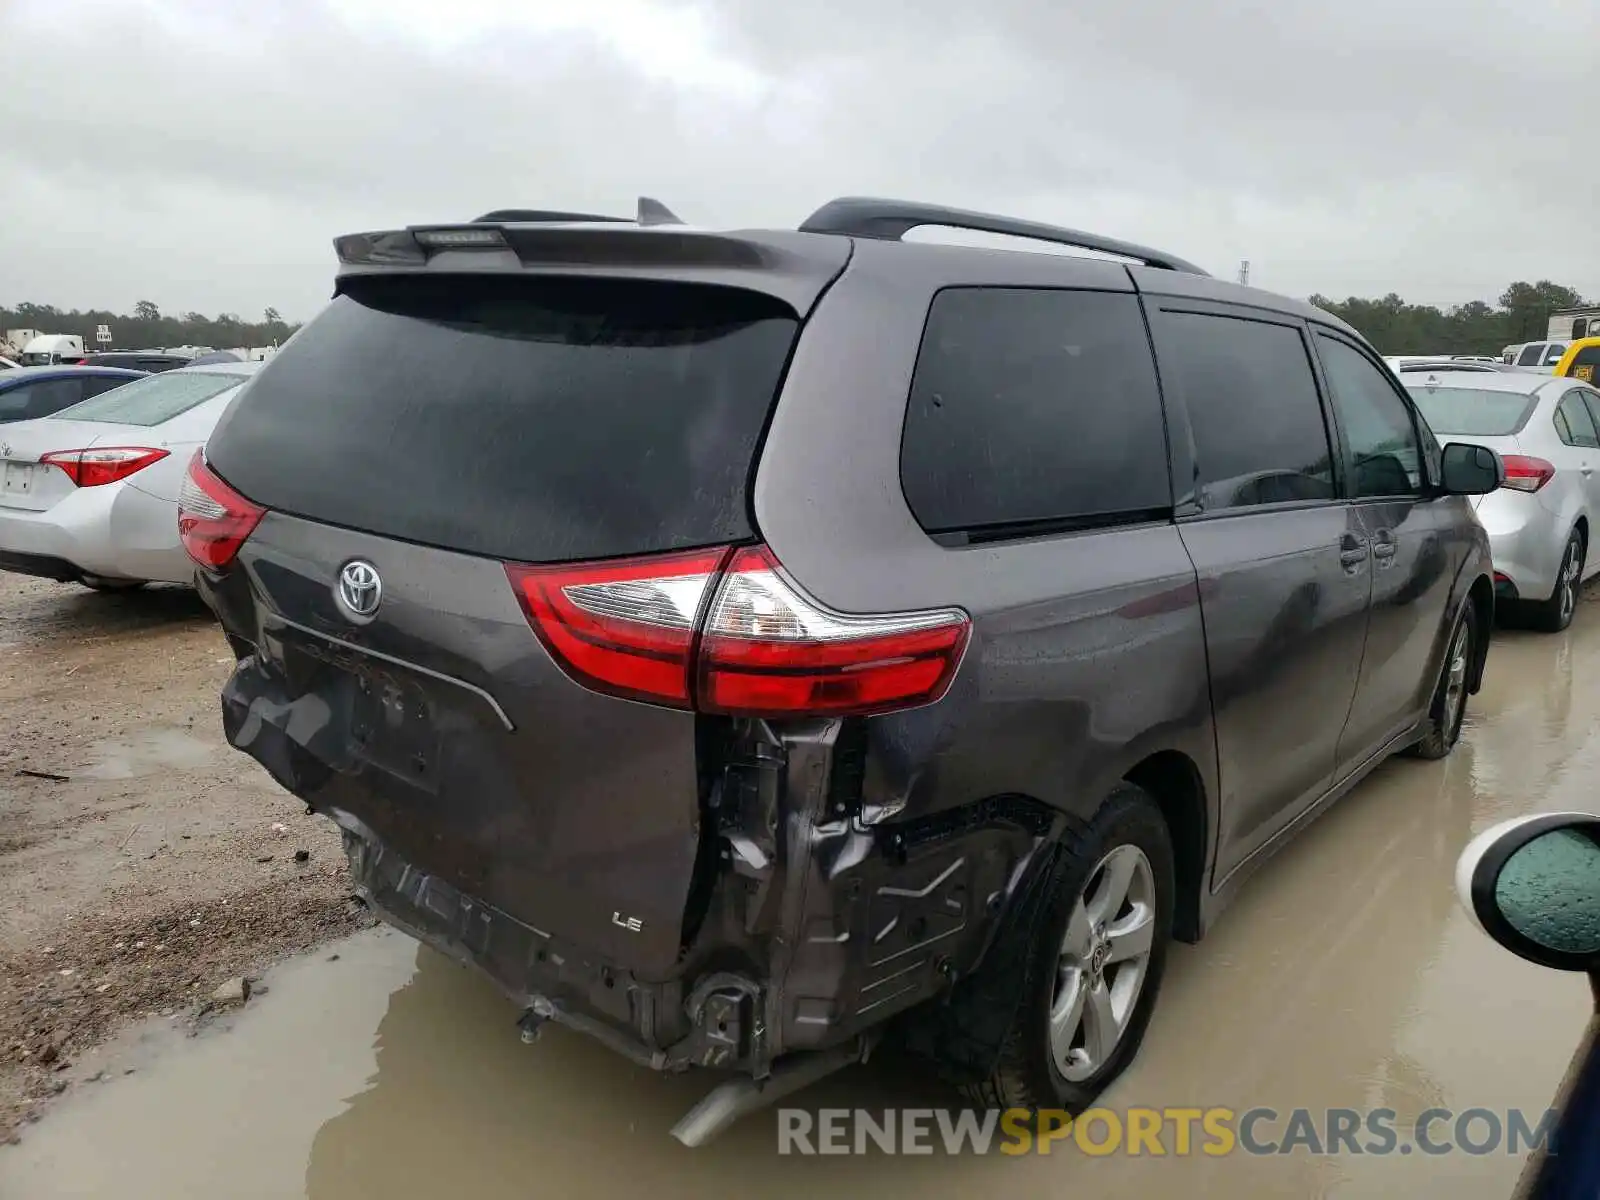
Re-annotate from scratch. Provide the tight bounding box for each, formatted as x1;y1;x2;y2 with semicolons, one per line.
506;545;971;717
177;450;265;569
1500;454;1555;492
507;546;730;707
40;446;168;487
697;546;970;716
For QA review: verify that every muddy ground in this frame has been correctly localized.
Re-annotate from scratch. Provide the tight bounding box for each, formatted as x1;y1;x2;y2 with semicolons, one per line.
0;574;373;1138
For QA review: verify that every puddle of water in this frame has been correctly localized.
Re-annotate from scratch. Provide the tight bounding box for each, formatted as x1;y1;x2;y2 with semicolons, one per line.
78;728;216;781
5;620;1600;1198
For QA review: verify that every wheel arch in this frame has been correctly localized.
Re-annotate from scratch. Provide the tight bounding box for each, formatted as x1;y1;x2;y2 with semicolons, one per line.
1122;749;1208;944
1467;572;1493;693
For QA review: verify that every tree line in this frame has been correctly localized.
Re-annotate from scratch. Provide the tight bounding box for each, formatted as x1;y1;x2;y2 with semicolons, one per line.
3;278;1591;359
0;300;301;352
1308;281;1589;357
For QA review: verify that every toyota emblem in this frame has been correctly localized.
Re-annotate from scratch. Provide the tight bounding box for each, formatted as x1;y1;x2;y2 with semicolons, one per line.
336;559;382;622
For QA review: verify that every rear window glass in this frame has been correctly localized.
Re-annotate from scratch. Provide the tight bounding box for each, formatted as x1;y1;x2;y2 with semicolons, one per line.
899;287;1171;537
1407;386;1538;436
205;277;799;564
1570;344;1600;384
57;371;245;426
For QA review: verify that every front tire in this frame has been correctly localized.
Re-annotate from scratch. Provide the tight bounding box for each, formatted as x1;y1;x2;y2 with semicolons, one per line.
961;783;1174;1114
1407;600;1478;760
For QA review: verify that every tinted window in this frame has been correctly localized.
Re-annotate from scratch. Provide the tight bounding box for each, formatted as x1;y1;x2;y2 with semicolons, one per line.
207;277;799;564
1544;344;1568;366
79;375;134;400
1557;391;1600;448
0;378;86;421
899;288;1170;534
57;371;246;426
1570;343;1600;385
1581;390;1600;435
1407;385;1539;436
1517;344;1547;367
1155;311;1334;511
1316;335;1425;496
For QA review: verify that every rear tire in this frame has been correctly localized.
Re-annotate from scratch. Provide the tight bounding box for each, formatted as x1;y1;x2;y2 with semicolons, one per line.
960;783;1174;1114
1407;600;1478;760
1527;530;1582;633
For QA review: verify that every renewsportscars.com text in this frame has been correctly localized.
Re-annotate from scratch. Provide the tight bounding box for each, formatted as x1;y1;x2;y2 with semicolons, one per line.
776;1106;1561;1157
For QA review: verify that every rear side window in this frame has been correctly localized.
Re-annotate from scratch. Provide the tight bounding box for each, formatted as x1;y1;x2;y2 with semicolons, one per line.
57;371;246;426
0;378;86;421
205;277;799;564
1152;311;1335;511
1569;343;1600;385
899;288;1171;535
1517;344;1547;367
1556;391;1600;448
80;375;134;400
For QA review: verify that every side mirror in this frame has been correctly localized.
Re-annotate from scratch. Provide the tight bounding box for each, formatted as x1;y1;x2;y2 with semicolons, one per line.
1456;812;1600;973
1439;442;1505;496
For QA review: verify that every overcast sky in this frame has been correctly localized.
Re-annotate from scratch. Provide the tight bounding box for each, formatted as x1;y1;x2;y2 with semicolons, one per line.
4;0;1596;321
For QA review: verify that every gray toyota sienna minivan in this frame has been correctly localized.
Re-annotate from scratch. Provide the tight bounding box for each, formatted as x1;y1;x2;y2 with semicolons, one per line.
185;197;1504;1144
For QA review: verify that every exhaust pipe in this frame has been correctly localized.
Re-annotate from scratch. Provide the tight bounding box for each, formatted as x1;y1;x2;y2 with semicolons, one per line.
669;1038;872;1149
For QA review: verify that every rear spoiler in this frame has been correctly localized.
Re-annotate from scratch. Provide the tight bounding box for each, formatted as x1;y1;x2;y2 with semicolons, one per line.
332;213;852;317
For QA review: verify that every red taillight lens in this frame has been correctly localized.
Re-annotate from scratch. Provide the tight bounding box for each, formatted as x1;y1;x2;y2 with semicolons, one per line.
507;547;731;707
40;446;168;487
1500;454;1555;492
697;546;969;716
506;544;971;717
177;450;265;569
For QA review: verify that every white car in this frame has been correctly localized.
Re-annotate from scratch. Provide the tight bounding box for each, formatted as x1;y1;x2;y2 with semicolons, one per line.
0;362;260;590
1505;341;1570;372
1407;368;1600;631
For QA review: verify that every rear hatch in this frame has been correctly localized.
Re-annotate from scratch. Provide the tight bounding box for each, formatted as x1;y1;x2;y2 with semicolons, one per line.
200;269;811;979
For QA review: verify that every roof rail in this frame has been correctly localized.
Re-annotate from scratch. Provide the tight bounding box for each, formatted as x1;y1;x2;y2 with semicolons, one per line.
797;197;1209;276
472;208;631;225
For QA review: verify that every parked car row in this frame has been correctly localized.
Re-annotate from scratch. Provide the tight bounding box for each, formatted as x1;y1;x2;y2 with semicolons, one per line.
0;363;257;589
0;199;1589;1165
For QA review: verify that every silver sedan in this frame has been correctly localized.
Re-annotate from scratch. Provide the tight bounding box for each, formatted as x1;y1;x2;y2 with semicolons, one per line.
0;362;260;590
1407;369;1600;631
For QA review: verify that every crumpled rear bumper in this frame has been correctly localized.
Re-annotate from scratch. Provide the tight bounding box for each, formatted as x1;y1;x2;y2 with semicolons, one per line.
333;808;761;1072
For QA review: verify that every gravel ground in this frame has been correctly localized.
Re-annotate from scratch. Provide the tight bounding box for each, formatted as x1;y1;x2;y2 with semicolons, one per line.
0;575;373;1139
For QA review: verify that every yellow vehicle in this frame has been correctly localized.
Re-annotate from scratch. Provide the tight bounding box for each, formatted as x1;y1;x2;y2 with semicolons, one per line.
1553;337;1600;383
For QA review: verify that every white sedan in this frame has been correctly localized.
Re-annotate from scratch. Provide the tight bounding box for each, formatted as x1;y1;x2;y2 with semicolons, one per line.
0;362;260;590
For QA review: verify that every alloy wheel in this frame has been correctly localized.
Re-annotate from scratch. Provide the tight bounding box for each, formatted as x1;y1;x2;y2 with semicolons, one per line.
1559;539;1581;625
1442;618;1471;737
1050;843;1157;1082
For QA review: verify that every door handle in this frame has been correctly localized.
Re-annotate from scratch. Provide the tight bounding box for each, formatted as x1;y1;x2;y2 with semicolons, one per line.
1372;536;1398;568
1339;535;1369;570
